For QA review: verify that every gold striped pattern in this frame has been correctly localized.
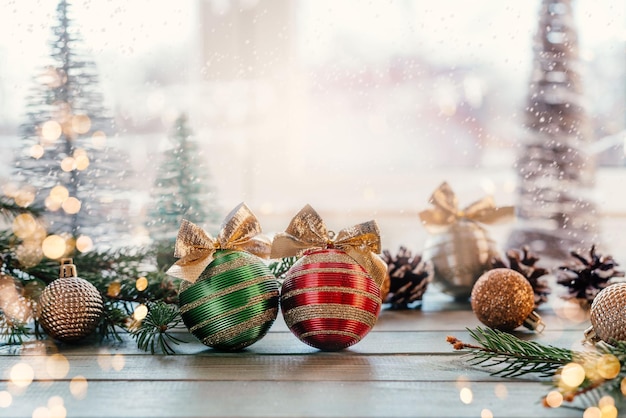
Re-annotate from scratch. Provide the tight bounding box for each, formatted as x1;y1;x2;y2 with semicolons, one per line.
180;274;276;314
199;253;261;281
286;267;371;280
283;304;378;328
298;329;362;341
281;286;381;305
188;291;279;333
202;308;278;347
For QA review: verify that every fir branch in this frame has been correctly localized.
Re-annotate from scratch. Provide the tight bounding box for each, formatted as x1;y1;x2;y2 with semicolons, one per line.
268;256;297;282
130;301;186;355
0;314;32;346
447;327;573;378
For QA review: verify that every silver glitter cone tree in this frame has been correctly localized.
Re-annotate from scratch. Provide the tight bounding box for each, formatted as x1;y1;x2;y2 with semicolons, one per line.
507;0;598;261
11;0;130;245
145;114;220;262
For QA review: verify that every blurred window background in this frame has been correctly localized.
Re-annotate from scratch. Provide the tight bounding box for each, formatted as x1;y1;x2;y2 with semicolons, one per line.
0;0;624;254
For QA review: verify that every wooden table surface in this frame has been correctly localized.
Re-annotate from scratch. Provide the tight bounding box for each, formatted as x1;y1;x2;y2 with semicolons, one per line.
0;292;596;418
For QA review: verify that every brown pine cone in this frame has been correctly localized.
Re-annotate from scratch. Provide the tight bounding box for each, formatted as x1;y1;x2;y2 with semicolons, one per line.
382;246;433;310
491;246;551;308
556;245;625;308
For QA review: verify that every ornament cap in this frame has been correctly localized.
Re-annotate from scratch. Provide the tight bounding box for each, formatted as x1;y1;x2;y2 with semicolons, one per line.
523;310;545;332
583;326;600;343
59;258;78;278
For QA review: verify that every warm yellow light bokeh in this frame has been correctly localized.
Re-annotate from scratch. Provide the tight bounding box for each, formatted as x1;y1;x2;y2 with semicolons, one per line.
76;235;93;253
561;362;586;389
596;354;621;380
41;120;62;142
42;235;67;259
46;354;70;379
459;387;472;404
13;187;35;208
72;114;91;134
12;213;38;239
69;376;88;400
545;391;563;408
30;144;45;159
10;363;34;388
135;276;148;292
62;197;81;214
583;406;602;418
49;185;69;202
133;304;148;321
75;154;90;171
0;391;12;408
60;156;76;172
91;131;106;148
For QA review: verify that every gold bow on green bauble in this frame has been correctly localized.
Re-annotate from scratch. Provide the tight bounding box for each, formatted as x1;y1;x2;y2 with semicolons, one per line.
167;203;272;283
271;204;387;288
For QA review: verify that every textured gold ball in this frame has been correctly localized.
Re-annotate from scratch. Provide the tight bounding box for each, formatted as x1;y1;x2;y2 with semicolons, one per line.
39;277;104;343
471;268;535;331
590;283;626;343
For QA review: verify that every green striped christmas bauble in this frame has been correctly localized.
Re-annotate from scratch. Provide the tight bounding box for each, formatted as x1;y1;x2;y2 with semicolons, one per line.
178;250;279;351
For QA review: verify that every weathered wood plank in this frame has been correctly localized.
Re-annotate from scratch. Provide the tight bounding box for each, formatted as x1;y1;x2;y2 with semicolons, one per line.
0;329;588;356
0;352;554;382
3;380;583;418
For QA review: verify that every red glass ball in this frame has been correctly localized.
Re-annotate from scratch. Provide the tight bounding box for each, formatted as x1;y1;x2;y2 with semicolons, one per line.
280;249;382;351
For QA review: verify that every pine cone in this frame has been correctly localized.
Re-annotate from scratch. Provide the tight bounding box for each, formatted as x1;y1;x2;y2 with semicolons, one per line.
491;246;551;308
382;246;433;310
556;245;625;308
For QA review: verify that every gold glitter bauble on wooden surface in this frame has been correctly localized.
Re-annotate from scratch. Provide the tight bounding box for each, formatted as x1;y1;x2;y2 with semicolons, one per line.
587;283;626;343
39;259;104;343
471;268;541;331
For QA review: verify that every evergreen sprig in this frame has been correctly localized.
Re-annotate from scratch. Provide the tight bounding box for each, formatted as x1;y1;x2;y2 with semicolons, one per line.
268;256;297;282
448;327;573;378
0;315;32;346
449;327;626;409
130;301;186;355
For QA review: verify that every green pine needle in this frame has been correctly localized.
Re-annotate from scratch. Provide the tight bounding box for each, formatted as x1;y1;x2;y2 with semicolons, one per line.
0;314;32;346
268;256;297;282
449;326;573;378
131;301;186;355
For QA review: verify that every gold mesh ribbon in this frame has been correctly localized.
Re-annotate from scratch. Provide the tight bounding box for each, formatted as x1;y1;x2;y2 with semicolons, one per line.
271;204;387;288
418;182;514;233
166;203;271;283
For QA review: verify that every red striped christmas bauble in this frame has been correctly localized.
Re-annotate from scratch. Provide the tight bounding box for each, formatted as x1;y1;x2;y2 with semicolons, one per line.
280;248;382;351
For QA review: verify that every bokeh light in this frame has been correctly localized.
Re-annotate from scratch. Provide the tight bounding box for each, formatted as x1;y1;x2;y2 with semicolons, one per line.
69;376;88;400
544;391;563;408
494;383;508;399
107;282;121;298
61;197;81;214
91;131;106;148
135;276;148;292
133;304;148;321
0;391;12;408
600;404;618;418
596;354;621;380
74;154;89;171
46;354;70;379
13;213;39;239
621;377;626;395
42;235;67;259
560;362;586;389
30;144;45;159
76;235;93;253
49;185;69;203
16;242;44;268
459;387;472;404
14;186;36;207
60;156;76;172
71;114;91;134
41;120;62;142
45;196;62;212
32;406;50;418
583;406;602;418
480;409;493;418
10;363;34;388
112;354;125;372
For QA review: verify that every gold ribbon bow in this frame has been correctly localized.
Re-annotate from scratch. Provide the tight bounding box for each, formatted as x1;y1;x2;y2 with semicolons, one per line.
271;204;387;288
166;203;271;283
418;182;515;233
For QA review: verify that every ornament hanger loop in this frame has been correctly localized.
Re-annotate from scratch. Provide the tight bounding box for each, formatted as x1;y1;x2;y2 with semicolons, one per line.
326;230;336;248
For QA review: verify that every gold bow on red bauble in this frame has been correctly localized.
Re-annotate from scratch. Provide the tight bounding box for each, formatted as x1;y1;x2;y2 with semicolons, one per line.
166;203;271;283
271;204;387;288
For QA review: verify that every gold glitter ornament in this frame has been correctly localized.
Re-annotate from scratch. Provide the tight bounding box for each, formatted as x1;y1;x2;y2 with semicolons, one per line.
38;258;104;343
471;268;544;331
584;283;626;344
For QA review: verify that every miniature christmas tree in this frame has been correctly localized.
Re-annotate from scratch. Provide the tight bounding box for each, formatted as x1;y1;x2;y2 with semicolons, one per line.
507;0;598;260
145;113;219;266
10;0;130;246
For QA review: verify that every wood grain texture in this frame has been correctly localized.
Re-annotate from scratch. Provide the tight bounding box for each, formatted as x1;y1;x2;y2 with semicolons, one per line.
0;304;598;418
